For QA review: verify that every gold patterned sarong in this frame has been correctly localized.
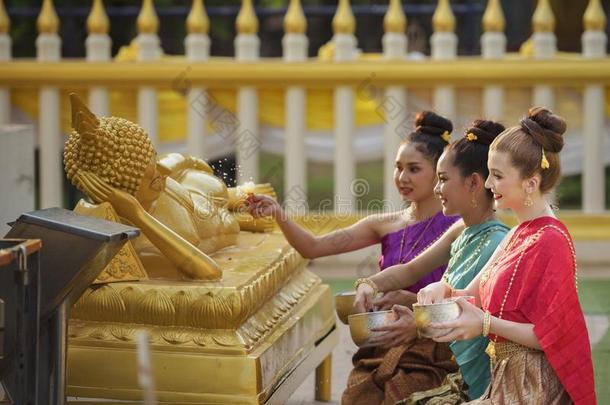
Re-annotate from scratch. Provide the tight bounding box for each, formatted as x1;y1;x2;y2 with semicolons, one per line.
465;346;572;404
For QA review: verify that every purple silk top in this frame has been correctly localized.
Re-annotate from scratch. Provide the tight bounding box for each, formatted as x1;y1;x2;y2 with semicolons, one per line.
379;211;459;294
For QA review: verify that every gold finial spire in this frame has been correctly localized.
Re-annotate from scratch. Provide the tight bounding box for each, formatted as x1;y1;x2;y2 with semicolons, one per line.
0;0;10;34
37;0;59;34
384;0;407;34
584;0;607;31
87;0;110;35
532;0;555;33
236;0;258;34
284;0;307;34
187;0;209;34
332;0;355;35
482;0;505;32
137;0;159;34
432;0;455;33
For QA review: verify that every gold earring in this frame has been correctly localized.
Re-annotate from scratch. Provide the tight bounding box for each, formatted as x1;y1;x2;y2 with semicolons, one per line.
471;193;478;208
524;192;533;207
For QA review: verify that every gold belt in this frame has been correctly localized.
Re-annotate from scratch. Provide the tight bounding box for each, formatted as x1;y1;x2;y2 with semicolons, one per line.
485;341;540;363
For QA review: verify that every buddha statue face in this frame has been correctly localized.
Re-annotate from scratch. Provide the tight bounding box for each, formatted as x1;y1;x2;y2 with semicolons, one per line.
64;94;156;199
134;157;167;208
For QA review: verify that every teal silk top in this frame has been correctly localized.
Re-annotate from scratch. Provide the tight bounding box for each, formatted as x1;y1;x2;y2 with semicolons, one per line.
445;219;509;399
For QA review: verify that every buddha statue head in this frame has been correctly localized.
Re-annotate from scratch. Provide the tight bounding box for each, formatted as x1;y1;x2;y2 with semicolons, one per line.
64;94;167;208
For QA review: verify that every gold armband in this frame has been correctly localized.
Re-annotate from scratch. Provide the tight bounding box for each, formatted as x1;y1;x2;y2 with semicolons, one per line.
482;310;492;337
354;278;379;296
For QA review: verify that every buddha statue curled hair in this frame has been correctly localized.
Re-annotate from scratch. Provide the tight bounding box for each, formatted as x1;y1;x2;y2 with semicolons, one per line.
64;95;155;196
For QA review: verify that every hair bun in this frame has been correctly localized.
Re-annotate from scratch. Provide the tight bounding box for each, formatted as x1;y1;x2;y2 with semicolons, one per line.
415;111;453;142
466;119;505;146
519;107;566;153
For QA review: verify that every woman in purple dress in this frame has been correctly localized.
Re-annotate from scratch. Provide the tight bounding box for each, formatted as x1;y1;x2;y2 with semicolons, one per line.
247;111;460;404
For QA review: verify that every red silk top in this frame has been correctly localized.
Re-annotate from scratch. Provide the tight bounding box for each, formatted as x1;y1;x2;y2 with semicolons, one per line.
480;216;596;405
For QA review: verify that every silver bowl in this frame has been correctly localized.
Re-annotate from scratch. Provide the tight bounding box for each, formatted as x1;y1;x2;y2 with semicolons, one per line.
348;310;397;347
412;298;464;338
335;291;356;324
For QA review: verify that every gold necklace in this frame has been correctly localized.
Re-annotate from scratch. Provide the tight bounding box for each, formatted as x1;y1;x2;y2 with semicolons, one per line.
480;219;536;285
443;225;506;285
484;223;578;363
397;210;439;264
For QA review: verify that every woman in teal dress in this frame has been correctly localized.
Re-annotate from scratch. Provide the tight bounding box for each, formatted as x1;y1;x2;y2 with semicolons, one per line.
354;119;509;401
441;219;507;398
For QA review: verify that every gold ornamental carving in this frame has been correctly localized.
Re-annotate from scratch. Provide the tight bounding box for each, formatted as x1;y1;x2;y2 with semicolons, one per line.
186;0;209;34
332;0;355;35
37;0;59;34
87;0;109;35
482;0;505;33
584;0;607;31
384;0;406;34
433;0;455;33
284;0;307;35
236;0;258;34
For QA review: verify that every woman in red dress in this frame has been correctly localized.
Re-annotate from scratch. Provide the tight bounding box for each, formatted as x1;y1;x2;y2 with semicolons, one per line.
418;107;596;404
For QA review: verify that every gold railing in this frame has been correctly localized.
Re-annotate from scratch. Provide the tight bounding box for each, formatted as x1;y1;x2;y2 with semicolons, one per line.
0;0;608;215
2;59;610;87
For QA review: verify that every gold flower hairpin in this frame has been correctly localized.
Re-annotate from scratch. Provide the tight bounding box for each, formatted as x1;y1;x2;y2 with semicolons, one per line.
541;148;550;170
466;132;478;142
441;131;451;143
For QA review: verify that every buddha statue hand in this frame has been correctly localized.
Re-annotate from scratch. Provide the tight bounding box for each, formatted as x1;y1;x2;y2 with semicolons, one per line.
227;183;278;212
245;194;282;220
75;171;143;221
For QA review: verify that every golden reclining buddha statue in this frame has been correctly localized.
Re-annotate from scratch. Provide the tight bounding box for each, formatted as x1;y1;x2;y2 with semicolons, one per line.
64;94;337;404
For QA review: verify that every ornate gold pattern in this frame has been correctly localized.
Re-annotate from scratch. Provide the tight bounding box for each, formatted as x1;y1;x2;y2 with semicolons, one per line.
36;0;59;34
69;267;319;351
532;0;555;33
236;0;258;34
482;0;505;33
332;0;355;35
432;0;455;33
137;0;159;34
284;0;307;34
186;0;209;34
74;201;148;283
384;0;406;34
0;0;10;34
584;0;607;31
64;95;155;196
87;0;109;34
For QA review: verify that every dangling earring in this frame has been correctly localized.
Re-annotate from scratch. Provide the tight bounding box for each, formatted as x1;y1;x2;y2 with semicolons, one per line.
471;192;478;208
524;192;533;207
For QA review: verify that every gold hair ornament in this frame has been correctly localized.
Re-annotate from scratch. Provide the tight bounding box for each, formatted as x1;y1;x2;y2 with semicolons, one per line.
466;132;478;142
541;148;550;170
441;130;451;143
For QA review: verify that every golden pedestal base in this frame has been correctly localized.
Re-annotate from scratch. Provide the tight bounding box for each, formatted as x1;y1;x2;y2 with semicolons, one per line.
66;231;337;404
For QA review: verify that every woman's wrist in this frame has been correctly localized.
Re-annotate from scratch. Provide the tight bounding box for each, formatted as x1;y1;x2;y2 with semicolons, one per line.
271;204;284;221
442;280;454;298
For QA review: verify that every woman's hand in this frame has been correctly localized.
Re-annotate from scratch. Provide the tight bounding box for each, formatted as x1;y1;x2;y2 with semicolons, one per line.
373;290;418;310
245;194;282;219
428;297;484;342
368;305;417;348
353;283;376;313
417;281;451;304
75;171;143;218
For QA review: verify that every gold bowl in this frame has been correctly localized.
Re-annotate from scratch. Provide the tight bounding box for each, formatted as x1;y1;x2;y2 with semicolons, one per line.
347;310;397;347
412;297;465;338
335;291;356;324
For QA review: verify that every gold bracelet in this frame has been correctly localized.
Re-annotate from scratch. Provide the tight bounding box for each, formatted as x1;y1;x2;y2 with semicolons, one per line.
354;278;379;296
482;311;492;337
